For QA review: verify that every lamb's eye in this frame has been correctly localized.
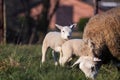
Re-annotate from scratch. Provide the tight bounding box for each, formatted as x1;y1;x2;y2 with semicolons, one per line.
62;31;64;32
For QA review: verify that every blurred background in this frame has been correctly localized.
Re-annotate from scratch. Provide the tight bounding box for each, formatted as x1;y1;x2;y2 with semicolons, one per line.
0;0;120;44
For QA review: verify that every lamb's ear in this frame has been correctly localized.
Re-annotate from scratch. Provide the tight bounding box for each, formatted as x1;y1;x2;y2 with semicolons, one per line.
55;24;63;30
71;57;81;67
70;24;77;29
93;57;101;62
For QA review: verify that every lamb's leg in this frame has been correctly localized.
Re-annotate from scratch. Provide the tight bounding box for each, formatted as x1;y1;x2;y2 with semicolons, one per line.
59;49;62;64
59;56;71;67
52;50;58;66
41;43;48;63
59;48;72;66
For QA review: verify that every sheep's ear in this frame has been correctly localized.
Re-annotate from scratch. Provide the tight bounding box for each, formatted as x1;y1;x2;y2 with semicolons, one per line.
70;24;77;29
55;24;63;30
93;57;101;62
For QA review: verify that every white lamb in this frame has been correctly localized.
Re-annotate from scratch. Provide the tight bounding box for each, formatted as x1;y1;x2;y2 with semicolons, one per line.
59;39;101;66
59;39;92;66
41;24;76;65
59;39;101;79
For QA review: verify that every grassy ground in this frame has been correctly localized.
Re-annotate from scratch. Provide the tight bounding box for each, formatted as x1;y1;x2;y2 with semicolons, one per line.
0;44;120;80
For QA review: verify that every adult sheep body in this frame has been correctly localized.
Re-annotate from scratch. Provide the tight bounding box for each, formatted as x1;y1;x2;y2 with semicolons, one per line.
83;8;120;62
72;7;120;80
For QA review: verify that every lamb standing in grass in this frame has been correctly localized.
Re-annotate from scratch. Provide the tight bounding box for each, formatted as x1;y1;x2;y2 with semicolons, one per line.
42;24;76;65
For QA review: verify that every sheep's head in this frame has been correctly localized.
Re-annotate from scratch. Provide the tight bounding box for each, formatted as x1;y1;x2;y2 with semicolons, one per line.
55;24;76;40
72;56;101;80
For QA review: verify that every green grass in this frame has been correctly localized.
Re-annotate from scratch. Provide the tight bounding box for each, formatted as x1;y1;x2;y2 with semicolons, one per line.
0;44;120;80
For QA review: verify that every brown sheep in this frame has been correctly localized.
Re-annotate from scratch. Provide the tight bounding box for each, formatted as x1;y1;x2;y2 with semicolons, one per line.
72;7;120;79
83;8;120;62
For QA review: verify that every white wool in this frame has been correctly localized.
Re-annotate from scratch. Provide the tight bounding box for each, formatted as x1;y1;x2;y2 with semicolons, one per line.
59;39;93;66
41;24;76;65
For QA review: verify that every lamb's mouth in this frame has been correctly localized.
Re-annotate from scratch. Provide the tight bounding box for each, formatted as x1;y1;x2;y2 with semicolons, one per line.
65;39;69;41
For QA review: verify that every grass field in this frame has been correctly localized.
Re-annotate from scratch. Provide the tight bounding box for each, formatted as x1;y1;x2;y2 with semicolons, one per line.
0;44;120;80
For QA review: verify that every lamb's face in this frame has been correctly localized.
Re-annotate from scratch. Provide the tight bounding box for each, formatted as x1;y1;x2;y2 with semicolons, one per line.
72;56;101;80
55;24;76;40
61;27;72;40
79;40;102;79
80;59;98;79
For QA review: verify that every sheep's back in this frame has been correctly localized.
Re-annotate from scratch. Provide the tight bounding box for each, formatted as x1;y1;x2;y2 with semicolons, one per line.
62;39;89;56
44;32;66;49
83;8;120;58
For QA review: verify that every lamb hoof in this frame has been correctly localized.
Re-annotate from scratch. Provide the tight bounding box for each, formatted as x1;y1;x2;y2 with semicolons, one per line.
55;62;58;66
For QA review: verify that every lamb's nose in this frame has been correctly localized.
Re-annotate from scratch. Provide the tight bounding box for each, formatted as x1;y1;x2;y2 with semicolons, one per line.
67;36;71;39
